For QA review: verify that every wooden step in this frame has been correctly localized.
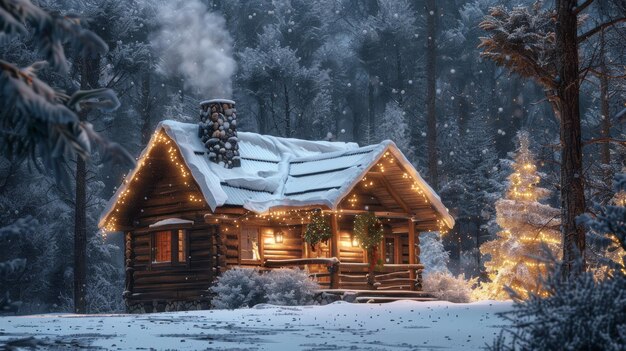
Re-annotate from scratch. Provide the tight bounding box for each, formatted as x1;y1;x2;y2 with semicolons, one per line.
355;296;438;303
318;289;435;299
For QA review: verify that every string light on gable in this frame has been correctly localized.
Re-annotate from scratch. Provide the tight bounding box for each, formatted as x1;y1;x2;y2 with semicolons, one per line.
351;149;451;233
103;131;203;232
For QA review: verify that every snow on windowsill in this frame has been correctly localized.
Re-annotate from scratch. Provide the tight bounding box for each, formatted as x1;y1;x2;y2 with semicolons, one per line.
148;218;194;228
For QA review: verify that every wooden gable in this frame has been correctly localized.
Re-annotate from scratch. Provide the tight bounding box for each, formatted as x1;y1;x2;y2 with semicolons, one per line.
102;132;210;231
337;150;448;232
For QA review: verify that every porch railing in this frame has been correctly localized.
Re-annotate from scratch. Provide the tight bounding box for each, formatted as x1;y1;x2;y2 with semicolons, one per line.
264;258;339;289
262;258;423;290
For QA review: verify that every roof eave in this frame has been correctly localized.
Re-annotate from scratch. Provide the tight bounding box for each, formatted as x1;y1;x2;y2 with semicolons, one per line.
328;141;455;229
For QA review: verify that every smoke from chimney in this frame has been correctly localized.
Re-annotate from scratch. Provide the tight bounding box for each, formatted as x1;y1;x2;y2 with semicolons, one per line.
151;0;236;98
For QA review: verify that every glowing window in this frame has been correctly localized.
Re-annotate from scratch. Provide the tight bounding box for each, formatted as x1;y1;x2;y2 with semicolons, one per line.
152;229;188;264
153;231;172;263
178;230;187;263
240;227;260;261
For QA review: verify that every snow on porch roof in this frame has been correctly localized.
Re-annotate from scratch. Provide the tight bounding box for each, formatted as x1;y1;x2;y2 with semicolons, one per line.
99;120;454;229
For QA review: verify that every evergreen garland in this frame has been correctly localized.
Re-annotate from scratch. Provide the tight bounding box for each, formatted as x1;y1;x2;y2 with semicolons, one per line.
304;210;332;248
353;213;384;249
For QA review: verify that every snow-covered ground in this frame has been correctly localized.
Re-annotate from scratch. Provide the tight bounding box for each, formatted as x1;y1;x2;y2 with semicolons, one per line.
0;300;512;350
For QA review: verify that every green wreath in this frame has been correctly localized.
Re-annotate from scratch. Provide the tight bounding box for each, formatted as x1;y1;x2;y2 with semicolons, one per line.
304;210;332;250
353;213;384;250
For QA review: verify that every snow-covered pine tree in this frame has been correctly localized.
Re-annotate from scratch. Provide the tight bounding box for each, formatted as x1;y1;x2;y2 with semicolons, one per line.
584;171;626;277
0;0;134;186
0;217;34;314
419;232;451;276
379;101;413;157
438;113;506;277
493;173;626;350
479;131;561;300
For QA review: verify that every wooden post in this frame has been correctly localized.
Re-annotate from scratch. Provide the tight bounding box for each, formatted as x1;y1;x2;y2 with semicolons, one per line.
330;213;340;289
408;219;416;291
123;232;134;309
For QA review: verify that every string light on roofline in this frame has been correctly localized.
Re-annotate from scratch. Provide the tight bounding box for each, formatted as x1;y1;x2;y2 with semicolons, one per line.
105;139;450;234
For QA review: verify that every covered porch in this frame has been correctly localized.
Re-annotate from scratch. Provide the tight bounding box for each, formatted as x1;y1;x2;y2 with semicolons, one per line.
207;209;444;291
205;147;454;291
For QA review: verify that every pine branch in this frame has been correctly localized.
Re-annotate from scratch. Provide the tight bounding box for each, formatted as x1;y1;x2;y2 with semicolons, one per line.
584;67;626;79
574;0;595;15
577;18;626;43
583;137;626;147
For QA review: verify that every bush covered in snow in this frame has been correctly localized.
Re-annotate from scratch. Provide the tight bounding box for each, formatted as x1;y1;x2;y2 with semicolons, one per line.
210;268;268;309
210;267;319;309
265;269;319;306
423;272;477;303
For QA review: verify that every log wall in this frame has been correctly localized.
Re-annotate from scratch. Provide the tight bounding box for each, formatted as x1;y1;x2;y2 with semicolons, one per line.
261;227;303;260
124;157;219;304
338;231;365;263
128;225;217;303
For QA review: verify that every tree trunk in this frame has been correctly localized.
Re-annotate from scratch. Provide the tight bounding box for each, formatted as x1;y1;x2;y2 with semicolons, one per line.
508;78;524;139
74;156;87;314
395;44;403;105
257;96;267;135
458;85;469;137
368;76;375;144
74;54;100;313
425;0;438;189
140;69;152;146
283;83;290;137
599;31;611;167
556;0;586;275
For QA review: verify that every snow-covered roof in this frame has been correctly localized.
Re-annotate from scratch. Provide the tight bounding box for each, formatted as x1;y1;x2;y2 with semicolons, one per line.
99;120;454;229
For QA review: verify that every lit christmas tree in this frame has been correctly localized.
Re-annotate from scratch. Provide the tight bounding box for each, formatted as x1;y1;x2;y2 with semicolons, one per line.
479;131;561;300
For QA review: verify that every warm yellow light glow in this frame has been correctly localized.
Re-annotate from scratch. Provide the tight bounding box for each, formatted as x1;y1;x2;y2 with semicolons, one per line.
274;230;284;244
351;236;359;247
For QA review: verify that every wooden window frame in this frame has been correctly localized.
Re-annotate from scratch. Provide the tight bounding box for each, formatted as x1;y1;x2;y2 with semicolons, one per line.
149;229;190;269
383;235;401;264
239;226;263;264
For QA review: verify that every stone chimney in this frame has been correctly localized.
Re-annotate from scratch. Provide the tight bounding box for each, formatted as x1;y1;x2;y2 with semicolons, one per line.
198;99;240;168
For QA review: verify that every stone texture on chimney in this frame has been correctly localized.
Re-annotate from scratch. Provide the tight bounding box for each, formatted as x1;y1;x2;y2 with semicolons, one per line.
198;99;240;168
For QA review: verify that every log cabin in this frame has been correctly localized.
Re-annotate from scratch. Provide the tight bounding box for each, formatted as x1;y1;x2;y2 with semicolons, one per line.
99;99;455;312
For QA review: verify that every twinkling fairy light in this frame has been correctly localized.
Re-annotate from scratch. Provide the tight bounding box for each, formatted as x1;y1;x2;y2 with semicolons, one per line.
478;132;561;300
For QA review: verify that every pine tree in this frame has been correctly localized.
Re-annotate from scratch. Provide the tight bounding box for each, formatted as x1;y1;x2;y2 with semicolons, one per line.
479;131;561;299
419;232;451;276
379;101;412;157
